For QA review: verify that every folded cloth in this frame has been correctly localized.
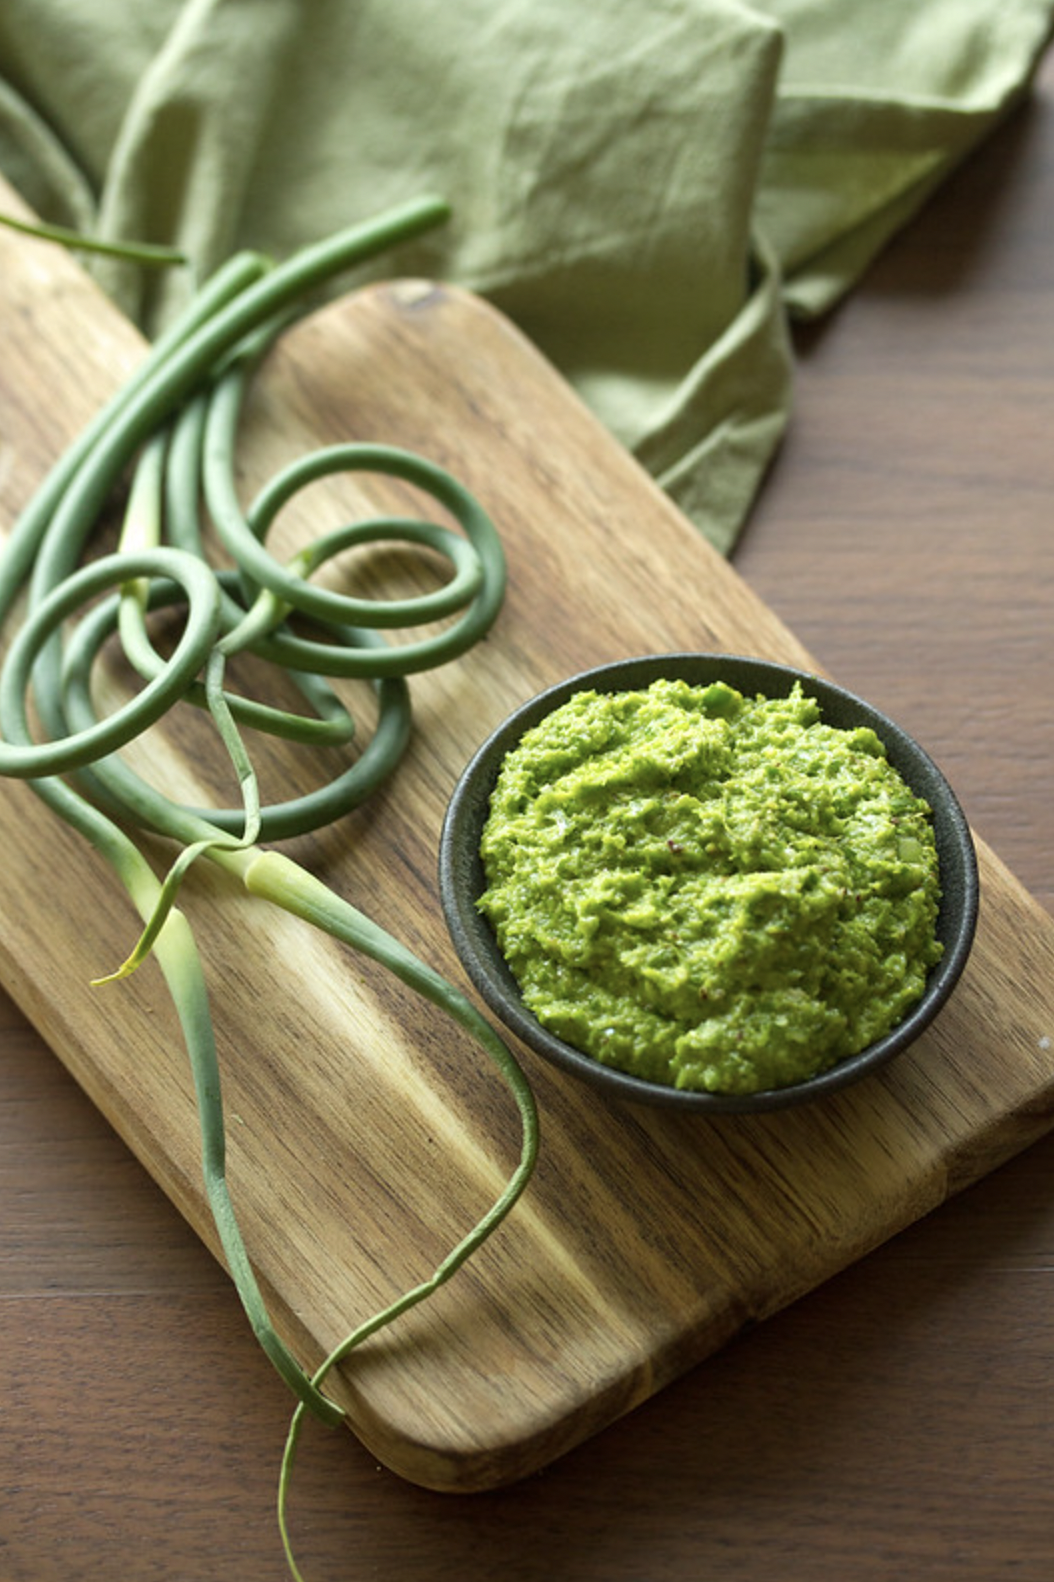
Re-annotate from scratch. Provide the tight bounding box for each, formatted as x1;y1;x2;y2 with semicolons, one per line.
1;0;1051;552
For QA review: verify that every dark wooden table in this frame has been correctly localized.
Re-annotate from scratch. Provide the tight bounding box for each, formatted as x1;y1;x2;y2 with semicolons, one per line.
4;50;1054;1582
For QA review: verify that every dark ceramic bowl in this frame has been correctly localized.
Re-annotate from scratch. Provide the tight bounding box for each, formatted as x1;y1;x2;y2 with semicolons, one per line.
439;654;979;1114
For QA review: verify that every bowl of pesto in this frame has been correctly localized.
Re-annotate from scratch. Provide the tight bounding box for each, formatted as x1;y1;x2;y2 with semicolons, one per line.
439;654;979;1113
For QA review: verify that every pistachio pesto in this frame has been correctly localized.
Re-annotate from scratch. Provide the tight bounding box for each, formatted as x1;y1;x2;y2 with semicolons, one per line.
477;678;944;1095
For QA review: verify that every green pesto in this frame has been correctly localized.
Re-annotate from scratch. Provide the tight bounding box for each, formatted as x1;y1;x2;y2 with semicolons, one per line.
478;678;944;1095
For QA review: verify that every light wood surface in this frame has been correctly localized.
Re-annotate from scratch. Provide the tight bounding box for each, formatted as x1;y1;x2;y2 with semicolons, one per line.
3;46;1054;1581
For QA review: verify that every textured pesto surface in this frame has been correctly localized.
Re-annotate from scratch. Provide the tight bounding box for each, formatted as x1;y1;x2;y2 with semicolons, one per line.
478;679;944;1094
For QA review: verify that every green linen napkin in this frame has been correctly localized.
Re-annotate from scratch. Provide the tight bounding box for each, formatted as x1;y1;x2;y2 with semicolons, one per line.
1;0;1051;552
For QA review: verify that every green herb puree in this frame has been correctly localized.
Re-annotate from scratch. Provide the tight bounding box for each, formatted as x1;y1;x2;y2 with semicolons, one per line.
477;678;943;1095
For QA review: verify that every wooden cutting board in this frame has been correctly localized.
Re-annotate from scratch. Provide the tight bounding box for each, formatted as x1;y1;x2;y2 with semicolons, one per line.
3;182;1054;1494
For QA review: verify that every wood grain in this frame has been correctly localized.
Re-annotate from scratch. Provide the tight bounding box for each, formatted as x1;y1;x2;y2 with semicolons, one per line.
2;148;1054;1522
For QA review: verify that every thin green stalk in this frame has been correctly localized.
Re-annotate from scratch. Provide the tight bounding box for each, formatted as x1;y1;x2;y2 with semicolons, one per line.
116;429;169;674
0;548;222;779
0;249;271;631
144;900;346;1429
0;208;188;267
24;197;450;743
0;662;343;1425
0;196;541;1582
222;850;539;1581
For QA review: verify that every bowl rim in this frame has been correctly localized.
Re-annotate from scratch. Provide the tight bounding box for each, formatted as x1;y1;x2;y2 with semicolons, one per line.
438;651;980;1114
